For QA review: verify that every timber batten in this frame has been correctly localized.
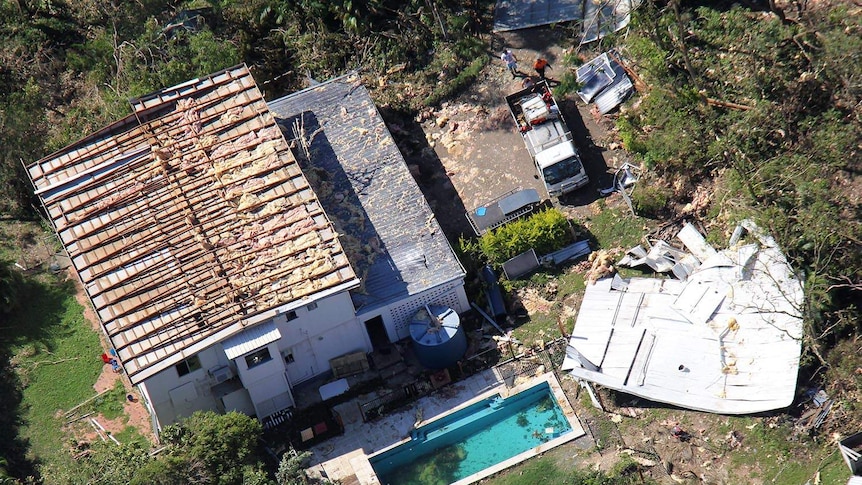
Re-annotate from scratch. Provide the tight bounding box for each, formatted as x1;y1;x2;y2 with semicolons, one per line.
28;65;359;383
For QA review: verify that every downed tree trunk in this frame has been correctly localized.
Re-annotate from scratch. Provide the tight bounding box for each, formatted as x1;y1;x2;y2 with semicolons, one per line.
706;97;754;111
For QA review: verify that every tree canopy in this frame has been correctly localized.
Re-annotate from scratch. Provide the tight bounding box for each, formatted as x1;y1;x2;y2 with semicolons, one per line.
0;0;859;482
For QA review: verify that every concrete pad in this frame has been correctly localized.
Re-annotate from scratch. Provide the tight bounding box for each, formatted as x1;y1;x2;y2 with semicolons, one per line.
306;370;584;484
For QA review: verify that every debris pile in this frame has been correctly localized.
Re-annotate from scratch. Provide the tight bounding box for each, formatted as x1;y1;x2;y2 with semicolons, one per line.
563;220;804;414
585;249;616;283
516;287;555;314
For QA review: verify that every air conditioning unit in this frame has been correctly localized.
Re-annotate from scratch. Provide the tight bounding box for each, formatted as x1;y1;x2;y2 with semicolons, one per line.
209;365;233;384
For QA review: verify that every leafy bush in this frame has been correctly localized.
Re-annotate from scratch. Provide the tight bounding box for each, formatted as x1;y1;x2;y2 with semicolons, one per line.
477;208;572;265
161;411;264;485
424;53;487;107
631;183;669;217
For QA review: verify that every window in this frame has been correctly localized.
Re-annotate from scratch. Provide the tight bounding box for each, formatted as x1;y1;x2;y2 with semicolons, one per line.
245;348;272;368
306;301;318;311
176;355;202;377
285;310;298;321
283;352;295;364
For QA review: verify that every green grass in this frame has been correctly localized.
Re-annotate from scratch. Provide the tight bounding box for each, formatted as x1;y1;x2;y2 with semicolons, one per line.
1;221;116;474
584;204;648;250
92;380;128;421
721;415;850;483
485;457;569;485
1;219;108;477
483;453;654;485
111;425;149;447
11;278;103;469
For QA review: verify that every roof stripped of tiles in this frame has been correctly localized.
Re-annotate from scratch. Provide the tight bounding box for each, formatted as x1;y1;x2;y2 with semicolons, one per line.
27;65;358;383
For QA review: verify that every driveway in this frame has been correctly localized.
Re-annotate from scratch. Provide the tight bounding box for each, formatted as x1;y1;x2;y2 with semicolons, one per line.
388;26;630;241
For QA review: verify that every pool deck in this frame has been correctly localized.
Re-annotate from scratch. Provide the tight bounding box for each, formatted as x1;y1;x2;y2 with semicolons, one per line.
305;370;585;484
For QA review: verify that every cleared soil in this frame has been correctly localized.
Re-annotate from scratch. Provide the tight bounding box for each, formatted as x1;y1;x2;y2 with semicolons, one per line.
382;26;843;485
387;28;630;242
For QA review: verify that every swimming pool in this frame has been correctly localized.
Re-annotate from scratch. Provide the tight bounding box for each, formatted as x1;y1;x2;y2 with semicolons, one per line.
369;381;573;485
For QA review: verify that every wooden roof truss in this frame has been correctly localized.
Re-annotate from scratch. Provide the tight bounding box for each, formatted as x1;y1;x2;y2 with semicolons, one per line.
27;65;358;383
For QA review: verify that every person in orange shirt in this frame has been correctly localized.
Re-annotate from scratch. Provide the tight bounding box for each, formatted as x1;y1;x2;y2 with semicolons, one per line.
533;57;551;80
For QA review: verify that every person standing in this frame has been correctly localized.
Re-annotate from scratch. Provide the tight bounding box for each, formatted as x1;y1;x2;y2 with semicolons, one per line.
533;57;551;80
501;49;517;78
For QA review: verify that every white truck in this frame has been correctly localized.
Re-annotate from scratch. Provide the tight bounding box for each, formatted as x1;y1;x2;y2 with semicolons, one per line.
506;80;589;197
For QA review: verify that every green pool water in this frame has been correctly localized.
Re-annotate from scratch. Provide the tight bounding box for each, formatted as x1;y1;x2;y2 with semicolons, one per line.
369;381;572;485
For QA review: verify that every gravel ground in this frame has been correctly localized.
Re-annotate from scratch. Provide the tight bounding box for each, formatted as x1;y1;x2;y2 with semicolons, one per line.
385;26;632;241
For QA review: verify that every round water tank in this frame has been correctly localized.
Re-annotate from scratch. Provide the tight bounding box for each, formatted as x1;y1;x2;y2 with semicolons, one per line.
409;305;467;370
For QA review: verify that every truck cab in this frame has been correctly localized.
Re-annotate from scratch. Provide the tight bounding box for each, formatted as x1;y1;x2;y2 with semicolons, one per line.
506;81;589;198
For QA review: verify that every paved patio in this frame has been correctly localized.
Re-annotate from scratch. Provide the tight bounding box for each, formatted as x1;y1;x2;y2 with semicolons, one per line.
304;370;585;484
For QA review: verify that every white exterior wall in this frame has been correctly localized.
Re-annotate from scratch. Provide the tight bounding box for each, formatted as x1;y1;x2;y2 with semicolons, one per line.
140;345;230;426
275;291;370;385
137;282;468;429
233;341;292;418
358;279;468;343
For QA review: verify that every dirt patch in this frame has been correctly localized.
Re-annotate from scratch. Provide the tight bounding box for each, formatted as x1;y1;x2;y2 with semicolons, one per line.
93;365;120;393
68;267;157;445
395;28;635;242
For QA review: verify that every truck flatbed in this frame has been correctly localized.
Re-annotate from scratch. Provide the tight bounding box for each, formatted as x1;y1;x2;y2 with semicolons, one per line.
505;81;589;197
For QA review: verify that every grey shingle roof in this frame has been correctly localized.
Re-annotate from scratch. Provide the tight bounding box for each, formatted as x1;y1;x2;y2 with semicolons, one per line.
268;74;465;313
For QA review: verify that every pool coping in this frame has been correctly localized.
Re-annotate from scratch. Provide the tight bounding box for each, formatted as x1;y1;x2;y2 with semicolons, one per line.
305;370;584;485
370;372;584;484
449;372;585;485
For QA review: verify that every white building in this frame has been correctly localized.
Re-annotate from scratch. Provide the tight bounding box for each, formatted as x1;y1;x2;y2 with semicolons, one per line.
27;66;467;432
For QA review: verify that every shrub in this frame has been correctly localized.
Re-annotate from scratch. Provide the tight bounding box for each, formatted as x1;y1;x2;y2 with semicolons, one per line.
477;208;572;265
424;55;487;107
161;411;263;485
631;184;669;217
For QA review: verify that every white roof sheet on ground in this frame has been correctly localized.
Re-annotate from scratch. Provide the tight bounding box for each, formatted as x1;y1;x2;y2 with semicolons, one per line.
493;0;641;42
563;225;804;414
222;320;281;360
577;51;635;114
493;0;584;32
581;0;640;44
676;222;718;262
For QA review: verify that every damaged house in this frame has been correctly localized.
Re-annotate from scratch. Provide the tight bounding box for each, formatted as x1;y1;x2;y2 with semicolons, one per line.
27;66;468;430
562;221;804;414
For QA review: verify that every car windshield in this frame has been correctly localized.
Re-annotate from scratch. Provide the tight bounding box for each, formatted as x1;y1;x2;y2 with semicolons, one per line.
542;157;584;186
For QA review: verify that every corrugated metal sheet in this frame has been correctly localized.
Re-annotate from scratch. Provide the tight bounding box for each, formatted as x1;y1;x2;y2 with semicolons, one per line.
581;0;638;45
493;0;583;32
676;222;718;262
503;249;540;279
27;65;358;384
577;52;634;114
493;0;641;41
267;74;465;314
563;222;804;414
222;320;281;360
595;73;633;114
